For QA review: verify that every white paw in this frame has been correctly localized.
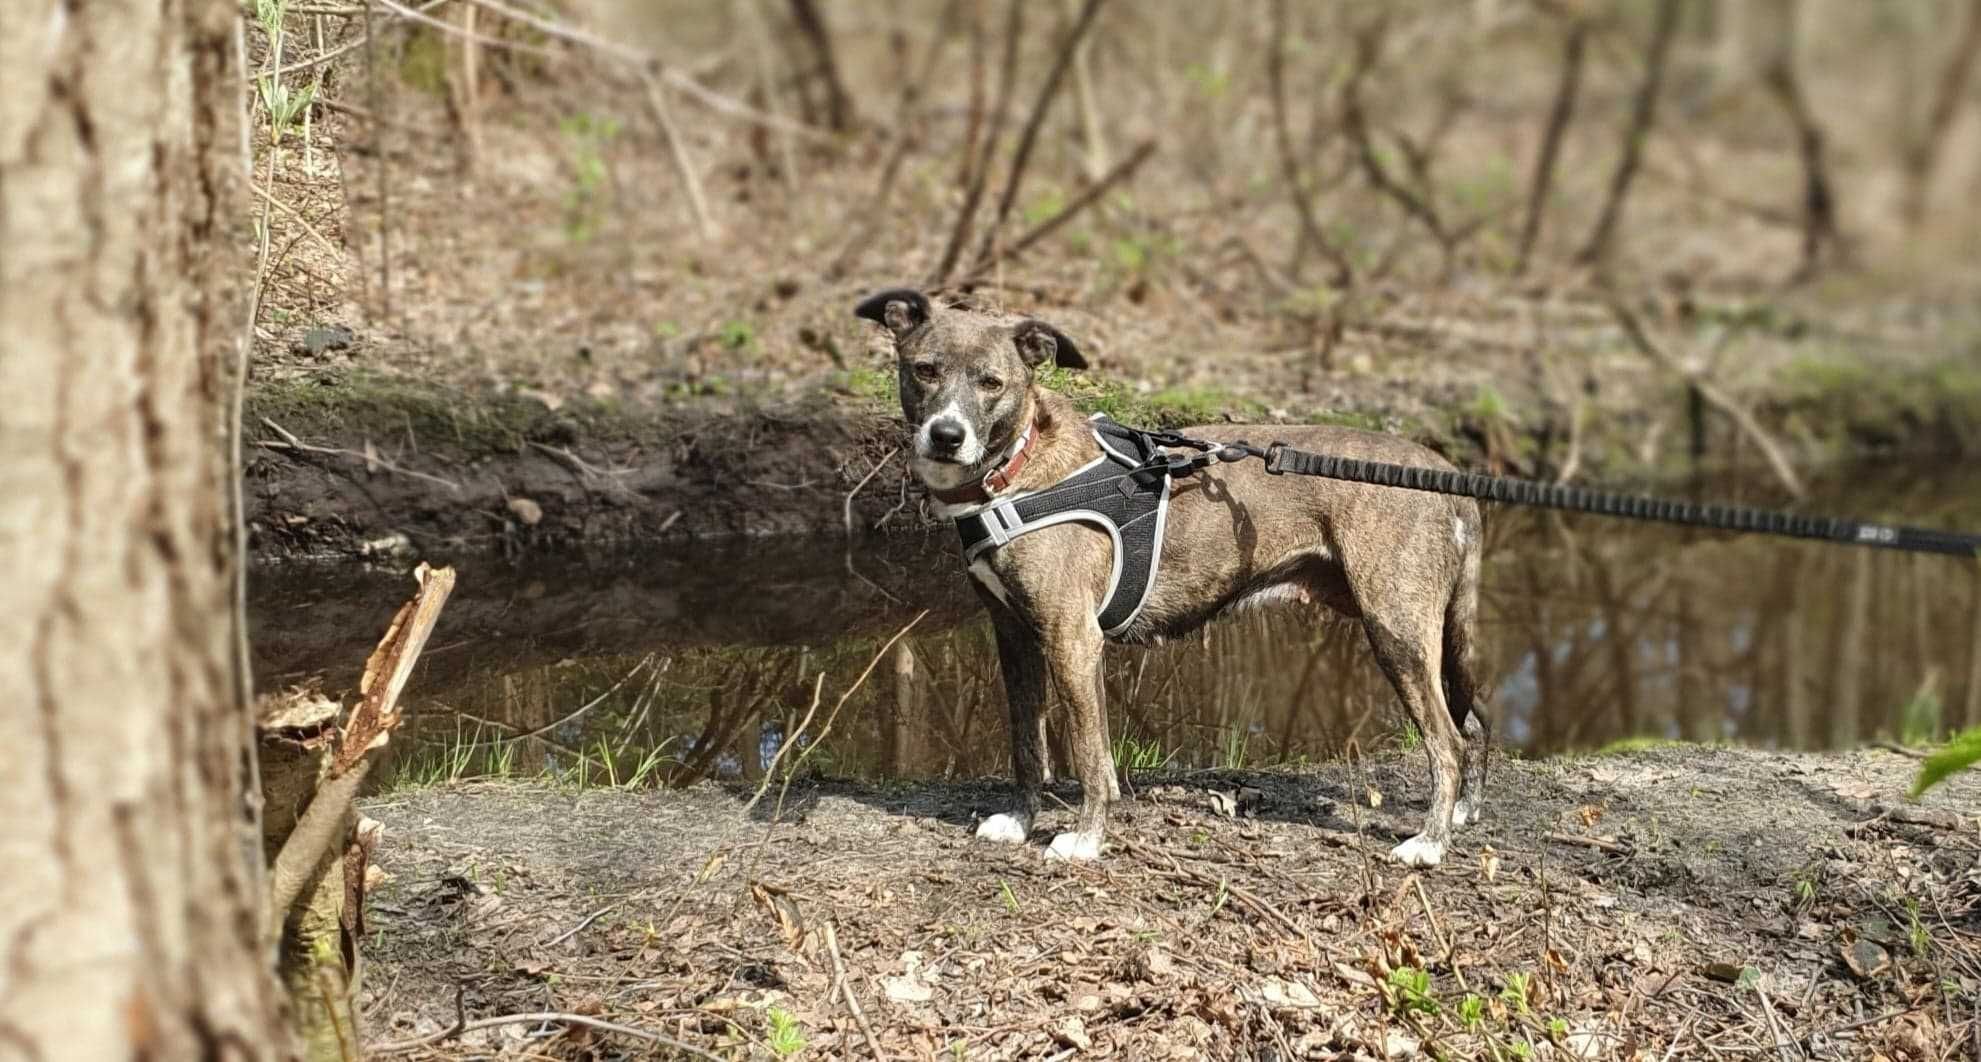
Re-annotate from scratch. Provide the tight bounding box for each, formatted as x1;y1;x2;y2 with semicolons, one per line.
1389;835;1446;867
1451;799;1477;828
1045;831;1102;861
975;813;1032;844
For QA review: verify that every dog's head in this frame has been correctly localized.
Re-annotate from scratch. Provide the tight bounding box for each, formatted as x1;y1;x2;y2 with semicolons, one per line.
854;288;1086;489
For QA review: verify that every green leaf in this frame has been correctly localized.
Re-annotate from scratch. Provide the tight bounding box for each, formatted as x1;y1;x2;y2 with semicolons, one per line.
1912;728;1981;797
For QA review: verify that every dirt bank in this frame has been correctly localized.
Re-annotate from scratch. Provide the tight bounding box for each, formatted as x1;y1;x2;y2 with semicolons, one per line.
244;349;1981;563
357;745;1980;1059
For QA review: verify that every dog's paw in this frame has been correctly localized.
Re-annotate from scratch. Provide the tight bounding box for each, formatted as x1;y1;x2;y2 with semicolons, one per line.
1044;831;1102;861
1389;835;1446;867
1451;799;1479;828
975;813;1032;844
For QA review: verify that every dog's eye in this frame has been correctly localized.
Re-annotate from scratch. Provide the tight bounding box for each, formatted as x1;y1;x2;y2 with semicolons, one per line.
977;375;1004;392
911;363;940;384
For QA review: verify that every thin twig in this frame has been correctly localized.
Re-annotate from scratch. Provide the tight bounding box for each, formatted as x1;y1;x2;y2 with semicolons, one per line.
1412;875;1468;993
258;416;463;493
251;182;342;258
368;1011;724;1059
245;0;450;82
545;902;621;948
1754;977;1795;1062
639;65;714;239
844;448;900;536
825;922;886;1060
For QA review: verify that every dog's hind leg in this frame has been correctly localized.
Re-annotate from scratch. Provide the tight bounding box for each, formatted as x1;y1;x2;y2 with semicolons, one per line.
1443;540;1492;828
980;611;1048;844
1354;603;1465;868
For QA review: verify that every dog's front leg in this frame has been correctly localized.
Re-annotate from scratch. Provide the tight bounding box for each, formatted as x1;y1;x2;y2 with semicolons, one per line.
1042;610;1111;861
977;611;1048;844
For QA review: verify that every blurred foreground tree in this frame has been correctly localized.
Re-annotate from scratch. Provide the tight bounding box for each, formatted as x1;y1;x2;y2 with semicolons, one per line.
0;0;290;1057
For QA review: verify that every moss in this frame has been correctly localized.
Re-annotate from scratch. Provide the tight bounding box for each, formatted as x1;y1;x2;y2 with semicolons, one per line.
831;365;898;404
1588;737;1687;757
247;370;642;456
1035;367;1266;427
396;28;450;97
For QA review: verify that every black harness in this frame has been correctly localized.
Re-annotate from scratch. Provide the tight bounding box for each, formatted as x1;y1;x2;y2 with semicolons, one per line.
955;415;1179;639
953;409;1980;641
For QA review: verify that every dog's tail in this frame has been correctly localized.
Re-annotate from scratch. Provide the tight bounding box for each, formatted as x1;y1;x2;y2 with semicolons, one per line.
1441;515;1489;743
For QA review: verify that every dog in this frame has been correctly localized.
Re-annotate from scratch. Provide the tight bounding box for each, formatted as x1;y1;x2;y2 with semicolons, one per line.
857;289;1490;866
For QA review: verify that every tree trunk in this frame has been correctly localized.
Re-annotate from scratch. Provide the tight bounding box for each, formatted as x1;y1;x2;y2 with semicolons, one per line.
0;0;287;1057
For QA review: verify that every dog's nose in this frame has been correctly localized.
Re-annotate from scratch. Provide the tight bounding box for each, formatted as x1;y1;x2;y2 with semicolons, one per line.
928;420;966;452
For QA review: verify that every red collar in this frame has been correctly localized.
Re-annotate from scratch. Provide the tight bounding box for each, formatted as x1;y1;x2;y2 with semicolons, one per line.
927;423;1037;506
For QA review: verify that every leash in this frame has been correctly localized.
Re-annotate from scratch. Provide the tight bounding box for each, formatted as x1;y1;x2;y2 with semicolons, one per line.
1139;430;1981;560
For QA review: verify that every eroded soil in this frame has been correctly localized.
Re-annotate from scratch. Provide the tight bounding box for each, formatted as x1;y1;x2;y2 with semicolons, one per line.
358;746;1981;1060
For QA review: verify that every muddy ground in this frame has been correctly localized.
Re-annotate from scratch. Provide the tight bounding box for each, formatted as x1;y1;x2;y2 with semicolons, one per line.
356;745;1981;1060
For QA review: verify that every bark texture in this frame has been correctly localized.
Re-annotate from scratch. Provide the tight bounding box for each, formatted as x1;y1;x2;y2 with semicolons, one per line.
0;1;284;1057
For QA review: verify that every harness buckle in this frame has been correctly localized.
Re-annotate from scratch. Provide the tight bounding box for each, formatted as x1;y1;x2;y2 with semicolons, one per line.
982;502;1021;547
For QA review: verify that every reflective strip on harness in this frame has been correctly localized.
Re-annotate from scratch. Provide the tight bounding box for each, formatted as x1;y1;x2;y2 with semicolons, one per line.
956;415;1170;638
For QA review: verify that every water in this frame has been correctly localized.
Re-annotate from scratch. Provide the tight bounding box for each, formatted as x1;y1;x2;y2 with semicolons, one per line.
249;465;1981;788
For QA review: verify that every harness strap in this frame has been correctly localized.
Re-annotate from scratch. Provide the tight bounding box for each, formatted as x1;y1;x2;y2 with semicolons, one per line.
956;416;1172;637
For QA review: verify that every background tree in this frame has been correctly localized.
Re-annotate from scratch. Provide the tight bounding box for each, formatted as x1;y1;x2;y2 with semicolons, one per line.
0;0;288;1056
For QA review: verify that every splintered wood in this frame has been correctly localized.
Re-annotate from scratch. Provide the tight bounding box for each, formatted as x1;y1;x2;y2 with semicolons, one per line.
336;562;456;774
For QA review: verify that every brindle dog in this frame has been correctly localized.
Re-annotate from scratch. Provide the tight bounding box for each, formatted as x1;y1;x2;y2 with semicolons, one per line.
858;289;1489;866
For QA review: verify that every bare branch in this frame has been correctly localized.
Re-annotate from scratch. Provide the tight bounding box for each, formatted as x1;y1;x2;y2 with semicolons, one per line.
1516;16;1589;274
1901;0;1981;226
930;0;1025;286
1606;298;1806;499
968;0;1110;274
966;138;1158;279
1268;0;1353;287
1575;0;1682;267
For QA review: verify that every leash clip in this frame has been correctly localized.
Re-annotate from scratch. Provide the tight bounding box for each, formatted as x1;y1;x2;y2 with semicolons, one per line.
1264;442;1289;474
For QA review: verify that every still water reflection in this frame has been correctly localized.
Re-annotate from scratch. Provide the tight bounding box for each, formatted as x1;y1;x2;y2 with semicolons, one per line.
249;466;1981;787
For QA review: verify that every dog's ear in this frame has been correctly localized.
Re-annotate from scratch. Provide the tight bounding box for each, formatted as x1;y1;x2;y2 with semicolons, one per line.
853;288;932;337
1013;320;1088;370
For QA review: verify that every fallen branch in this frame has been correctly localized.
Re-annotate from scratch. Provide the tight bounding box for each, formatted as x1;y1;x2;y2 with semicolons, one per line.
268;563;456;921
258;416;462;493
369;1010;723;1059
825;922;887;1061
1543;831;1630;854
